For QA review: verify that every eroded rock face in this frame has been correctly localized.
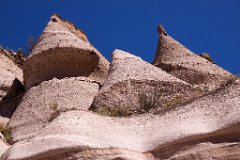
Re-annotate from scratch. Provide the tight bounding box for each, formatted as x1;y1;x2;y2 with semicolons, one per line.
23;15;110;89
0;49;23;101
153;25;234;91
0;139;9;157
91;49;202;114
8;77;99;142
3;79;239;160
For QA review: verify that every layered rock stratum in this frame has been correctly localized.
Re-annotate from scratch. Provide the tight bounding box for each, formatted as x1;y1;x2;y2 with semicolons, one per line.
2;79;240;159
0;15;239;160
8;77;99;142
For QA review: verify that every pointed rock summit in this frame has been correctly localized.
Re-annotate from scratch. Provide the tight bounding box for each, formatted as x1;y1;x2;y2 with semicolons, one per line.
91;49;201;114
23;14;110;89
8;15;107;142
153;24;234;91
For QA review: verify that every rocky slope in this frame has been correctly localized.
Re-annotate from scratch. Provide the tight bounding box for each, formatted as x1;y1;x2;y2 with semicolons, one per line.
0;15;239;160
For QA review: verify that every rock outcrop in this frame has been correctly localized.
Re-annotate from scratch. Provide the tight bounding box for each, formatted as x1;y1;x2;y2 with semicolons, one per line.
91;49;202;115
0;49;23;101
23;14;110;89
8;77;99;142
3;78;240;160
153;24;234;91
8;15;111;143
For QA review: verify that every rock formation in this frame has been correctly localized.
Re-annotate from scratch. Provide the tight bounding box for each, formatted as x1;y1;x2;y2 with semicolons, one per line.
2;79;240;159
9;77;99;142
23;14;110;89
153;24;234;91
0;15;239;160
91;49;203;115
0;49;24;134
0;14;109;153
8;15;110;143
0;49;23;101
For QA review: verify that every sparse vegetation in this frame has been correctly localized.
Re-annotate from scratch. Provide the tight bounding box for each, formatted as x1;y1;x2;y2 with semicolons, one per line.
0;123;11;143
52;13;62;20
49;101;59;111
220;77;236;87
164;95;184;108
138;93;158;112
95;106;131;117
26;36;37;54
199;53;214;63
49;102;60;122
138;88;162;113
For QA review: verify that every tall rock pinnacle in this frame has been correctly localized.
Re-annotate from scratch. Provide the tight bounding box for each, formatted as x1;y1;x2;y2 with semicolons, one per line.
153;24;234;91
23;14;110;89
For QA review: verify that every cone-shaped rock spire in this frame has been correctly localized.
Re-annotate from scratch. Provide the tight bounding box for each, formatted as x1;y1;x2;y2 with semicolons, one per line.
91;49;202;114
153;24;234;91
23;14;110;89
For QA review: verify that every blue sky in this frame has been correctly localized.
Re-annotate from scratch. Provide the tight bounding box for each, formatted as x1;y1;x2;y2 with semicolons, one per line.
0;0;239;74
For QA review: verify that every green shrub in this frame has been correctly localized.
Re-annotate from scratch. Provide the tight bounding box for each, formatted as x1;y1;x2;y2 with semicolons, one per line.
0;123;11;143
199;53;214;63
26;36;37;54
138;93;157;112
220;77;236;87
49;101;60;122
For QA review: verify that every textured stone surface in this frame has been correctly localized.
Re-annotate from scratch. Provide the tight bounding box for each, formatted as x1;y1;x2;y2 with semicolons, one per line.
153;25;234;91
0;94;23;119
8;77;99;142
0;139;9;157
3;79;240;160
0;116;9;128
0;49;23;101
23;15;110;89
168;142;240;160
92;49;202;113
13;148;157;160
